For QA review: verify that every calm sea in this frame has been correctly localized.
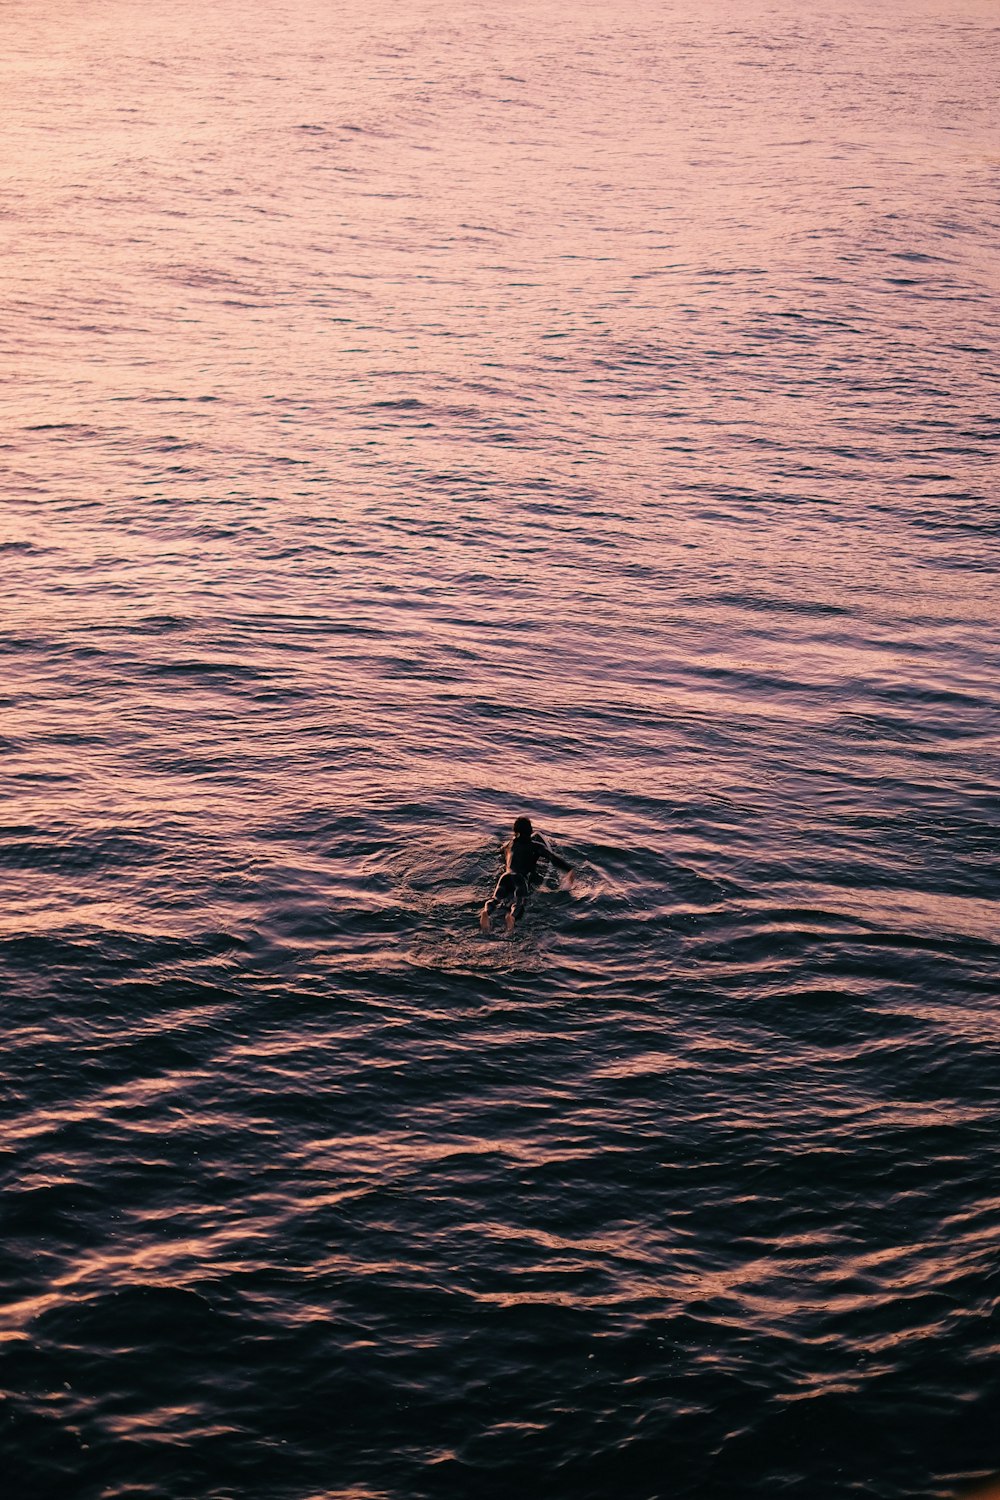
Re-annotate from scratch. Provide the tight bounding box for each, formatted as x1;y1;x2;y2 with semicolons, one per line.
2;1;998;1496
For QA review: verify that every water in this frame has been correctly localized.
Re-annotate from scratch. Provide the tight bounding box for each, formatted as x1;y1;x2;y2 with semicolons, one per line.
2;1;998;1496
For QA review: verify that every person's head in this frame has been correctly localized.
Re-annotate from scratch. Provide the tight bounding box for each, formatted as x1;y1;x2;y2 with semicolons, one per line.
513;816;533;839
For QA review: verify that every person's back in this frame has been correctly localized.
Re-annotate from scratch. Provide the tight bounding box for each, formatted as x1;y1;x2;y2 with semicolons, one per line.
504;829;548;879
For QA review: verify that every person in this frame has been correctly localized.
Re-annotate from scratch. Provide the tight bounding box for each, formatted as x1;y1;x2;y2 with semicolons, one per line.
480;816;575;933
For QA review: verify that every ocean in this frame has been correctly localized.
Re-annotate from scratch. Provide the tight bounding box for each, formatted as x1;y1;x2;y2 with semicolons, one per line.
2;1;998;1496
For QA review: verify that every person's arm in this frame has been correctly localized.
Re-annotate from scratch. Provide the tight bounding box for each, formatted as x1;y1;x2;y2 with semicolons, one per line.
536;838;574;876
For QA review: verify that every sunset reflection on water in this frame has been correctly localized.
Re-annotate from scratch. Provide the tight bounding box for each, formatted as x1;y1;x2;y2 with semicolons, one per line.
2;0;999;1497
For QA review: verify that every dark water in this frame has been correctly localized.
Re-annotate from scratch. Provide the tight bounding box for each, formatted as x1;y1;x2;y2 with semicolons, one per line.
2;1;999;1496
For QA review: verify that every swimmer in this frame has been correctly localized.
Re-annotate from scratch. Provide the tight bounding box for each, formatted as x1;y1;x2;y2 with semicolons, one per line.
480;816;575;933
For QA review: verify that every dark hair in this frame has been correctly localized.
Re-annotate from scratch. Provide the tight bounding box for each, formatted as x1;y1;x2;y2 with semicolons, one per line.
513;816;533;837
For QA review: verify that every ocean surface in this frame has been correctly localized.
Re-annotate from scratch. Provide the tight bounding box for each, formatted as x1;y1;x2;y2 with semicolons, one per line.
2;1;998;1496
